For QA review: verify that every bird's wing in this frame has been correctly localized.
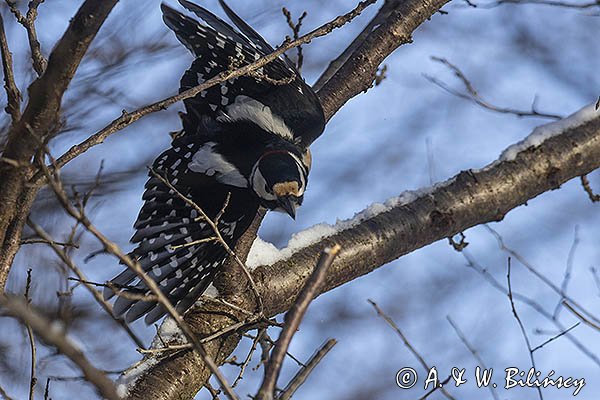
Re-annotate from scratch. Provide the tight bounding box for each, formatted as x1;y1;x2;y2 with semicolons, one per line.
162;2;326;148
105;137;259;324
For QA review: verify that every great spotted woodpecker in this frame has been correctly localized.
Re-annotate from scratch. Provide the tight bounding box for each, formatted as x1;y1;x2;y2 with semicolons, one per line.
104;0;325;324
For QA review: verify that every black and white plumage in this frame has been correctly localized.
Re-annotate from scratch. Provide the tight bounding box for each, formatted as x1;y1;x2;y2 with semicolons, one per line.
104;0;325;324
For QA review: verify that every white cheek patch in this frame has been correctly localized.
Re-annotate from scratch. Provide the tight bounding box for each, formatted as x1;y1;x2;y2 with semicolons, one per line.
286;152;307;196
188;142;248;187
218;95;294;141
251;166;276;201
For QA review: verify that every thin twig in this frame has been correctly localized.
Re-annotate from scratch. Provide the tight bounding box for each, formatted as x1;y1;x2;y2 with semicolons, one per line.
233;329;264;387
446;316;500;400
425;57;563;120
486;225;600;326
282;8;307;72
531;322;580;352
562;301;600;332
277;339;337;400
24;269;36;400
581;175;600;202
243;332;306;369
553;225;579;319
20;237;79;248
368;300;456;400
138;343;192;354
0;384;14;400
27;220;146;349
6;0;47;75
38;155;239;400
506;258;543;400
417;375;452;400
43;378;49;400
462;249;600;367
32;0;378;183
150;168;264;314
0;294;119;400
256;245;341;400
0;13;21;121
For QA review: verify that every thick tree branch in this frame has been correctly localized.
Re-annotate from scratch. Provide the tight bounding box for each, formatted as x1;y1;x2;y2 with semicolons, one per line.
126;103;599;399
0;0;118;288
317;0;450;120
124;1;453;398
0;0;379;291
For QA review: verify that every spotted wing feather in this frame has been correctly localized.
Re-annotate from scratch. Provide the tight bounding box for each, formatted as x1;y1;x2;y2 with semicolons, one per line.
161;3;326;147
105;139;259;324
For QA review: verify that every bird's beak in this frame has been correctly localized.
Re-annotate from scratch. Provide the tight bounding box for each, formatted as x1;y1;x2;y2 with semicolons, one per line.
278;196;296;220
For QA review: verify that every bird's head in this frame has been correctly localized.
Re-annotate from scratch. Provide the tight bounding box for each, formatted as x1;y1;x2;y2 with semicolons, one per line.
250;149;311;219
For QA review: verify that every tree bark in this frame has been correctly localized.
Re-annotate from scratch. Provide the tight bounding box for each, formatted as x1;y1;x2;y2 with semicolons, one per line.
125;107;599;399
0;0;118;288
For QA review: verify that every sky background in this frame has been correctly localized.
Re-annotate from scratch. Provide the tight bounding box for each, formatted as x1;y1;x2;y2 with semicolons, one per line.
1;1;599;399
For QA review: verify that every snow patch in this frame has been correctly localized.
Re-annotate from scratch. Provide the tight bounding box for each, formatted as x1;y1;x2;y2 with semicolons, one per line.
246;184;451;268
152;316;187;347
500;102;599;161
116;357;159;398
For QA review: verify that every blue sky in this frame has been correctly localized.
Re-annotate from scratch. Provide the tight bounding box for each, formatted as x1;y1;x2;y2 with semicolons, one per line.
1;1;599;399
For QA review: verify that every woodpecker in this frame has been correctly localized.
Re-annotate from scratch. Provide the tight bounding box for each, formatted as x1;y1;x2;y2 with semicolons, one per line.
104;0;325;324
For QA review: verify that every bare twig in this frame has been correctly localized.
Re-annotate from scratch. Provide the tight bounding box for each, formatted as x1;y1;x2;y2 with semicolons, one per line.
0;294;120;400
417;375;452;400
23;269;36;400
368;300;456;400
277;339;337;400
20;237;79;248
506;258;543;400
0;384;14;400
243;332;306;369
150;168;264;314
476;0;600;9
425;57;563;120
462;249;600;367
313;0;403;91
6;0;47;75
38;157;239;400
27;220;146;349
256;245;341;400
581;175;600;202
138;343;192;355
38;0;378;179
447;316;500;400
282;8;307;72
0;13;21;121
486;225;600;326
553;225;579;319
232;329;264;387
531;322;580;352
562;301;600;332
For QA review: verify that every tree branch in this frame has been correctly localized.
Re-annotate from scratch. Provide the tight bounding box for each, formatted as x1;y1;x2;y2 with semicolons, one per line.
256;245;340;400
317;0;450;120
0;294;119;400
0;0;119;288
126;102;600;398
0;13;21;122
